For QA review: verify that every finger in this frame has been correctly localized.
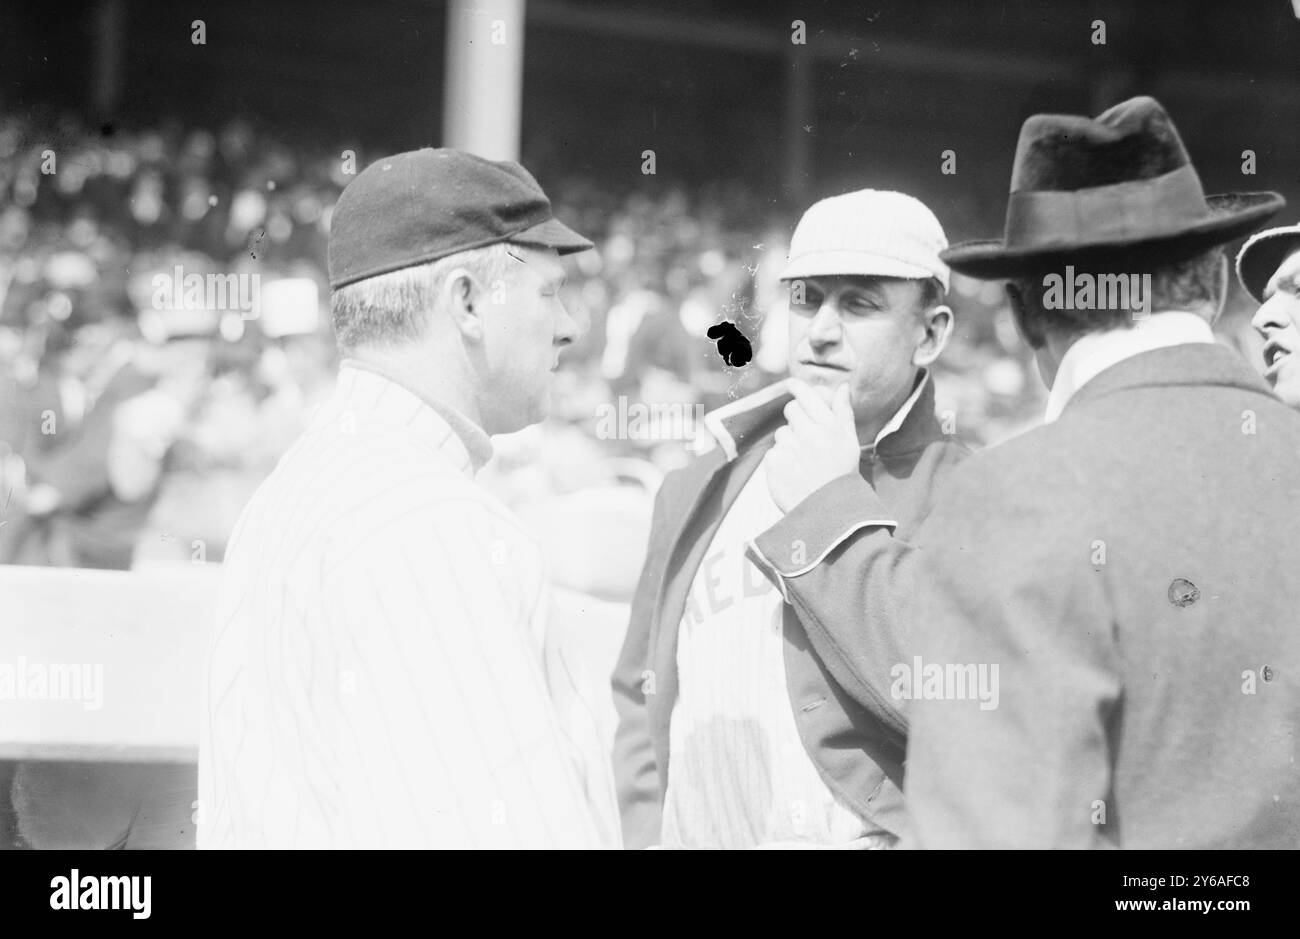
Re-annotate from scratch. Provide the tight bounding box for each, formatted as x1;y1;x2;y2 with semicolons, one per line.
773;426;793;448
782;398;815;432
787;379;834;423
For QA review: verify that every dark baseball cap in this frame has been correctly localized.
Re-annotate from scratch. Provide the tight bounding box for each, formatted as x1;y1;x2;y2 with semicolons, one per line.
327;148;593;290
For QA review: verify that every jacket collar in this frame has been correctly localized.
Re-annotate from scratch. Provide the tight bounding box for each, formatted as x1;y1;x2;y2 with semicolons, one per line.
698;370;941;462
1045;311;1215;423
863;371;937;458
1065;341;1274;414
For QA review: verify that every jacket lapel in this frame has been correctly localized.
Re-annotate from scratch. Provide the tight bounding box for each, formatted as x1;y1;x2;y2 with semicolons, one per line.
646;432;777;787
873;376;943;460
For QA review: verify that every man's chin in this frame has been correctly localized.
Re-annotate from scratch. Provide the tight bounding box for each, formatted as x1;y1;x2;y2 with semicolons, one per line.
516;392;551;431
791;369;847;400
1276;378;1300;412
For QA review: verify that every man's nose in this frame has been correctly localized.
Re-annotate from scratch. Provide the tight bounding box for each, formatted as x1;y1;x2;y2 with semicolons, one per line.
806;302;842;345
555;299;582;346
1252;295;1292;338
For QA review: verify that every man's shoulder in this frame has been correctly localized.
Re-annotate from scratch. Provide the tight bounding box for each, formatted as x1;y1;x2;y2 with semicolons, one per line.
915;384;1254;533
232;425;532;562
951;369;1300;492
928;419;1083;510
902;430;972;475
279;416;478;493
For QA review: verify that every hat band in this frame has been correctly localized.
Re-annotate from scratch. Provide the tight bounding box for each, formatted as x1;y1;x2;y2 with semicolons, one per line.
1004;164;1210;251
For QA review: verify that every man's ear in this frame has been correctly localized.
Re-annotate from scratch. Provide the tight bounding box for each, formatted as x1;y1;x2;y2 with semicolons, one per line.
1005;282;1047;350
1211;251;1230;324
913;303;954;368
442;267;485;343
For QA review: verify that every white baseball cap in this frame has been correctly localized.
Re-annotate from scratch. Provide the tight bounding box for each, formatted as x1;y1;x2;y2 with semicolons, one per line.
1236;223;1300;304
780;189;950;292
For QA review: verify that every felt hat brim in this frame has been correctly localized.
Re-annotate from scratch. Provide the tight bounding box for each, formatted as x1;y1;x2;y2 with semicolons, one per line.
943;191;1285;279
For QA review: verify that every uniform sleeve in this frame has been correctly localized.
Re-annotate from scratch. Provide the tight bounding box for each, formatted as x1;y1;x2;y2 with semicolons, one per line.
319;499;607;849
745;473;912;741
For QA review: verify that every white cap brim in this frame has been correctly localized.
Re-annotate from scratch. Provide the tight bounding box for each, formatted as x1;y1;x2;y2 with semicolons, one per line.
779;250;949;291
1236;223;1300;303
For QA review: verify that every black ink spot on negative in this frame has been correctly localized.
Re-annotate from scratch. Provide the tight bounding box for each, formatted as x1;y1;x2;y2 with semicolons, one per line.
1262;665;1274;683
1168;577;1200;608
99;121;115;138
706;321;752;367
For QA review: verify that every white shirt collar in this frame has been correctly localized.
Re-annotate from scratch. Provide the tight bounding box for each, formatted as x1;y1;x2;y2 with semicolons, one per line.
1043;311;1215;423
862;369;930;451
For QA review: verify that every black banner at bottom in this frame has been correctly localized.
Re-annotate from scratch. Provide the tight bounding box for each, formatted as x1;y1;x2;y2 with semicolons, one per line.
0;847;1289;926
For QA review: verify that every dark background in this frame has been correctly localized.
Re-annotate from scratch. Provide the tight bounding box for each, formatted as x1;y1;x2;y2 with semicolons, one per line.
3;0;1298;237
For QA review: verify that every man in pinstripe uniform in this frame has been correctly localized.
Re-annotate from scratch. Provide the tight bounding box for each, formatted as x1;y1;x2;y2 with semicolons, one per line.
198;149;620;848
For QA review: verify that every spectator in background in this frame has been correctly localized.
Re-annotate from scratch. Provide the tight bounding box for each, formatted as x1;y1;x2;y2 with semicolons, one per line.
0;312;65;550
7;315;201;570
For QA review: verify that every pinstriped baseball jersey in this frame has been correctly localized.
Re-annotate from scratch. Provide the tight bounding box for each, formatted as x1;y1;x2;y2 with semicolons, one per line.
660;458;870;848
198;363;620;848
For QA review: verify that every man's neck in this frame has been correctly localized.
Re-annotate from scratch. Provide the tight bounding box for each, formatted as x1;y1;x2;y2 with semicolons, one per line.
855;370;924;447
344;346;483;428
1044;303;1218;380
1042;309;1216;422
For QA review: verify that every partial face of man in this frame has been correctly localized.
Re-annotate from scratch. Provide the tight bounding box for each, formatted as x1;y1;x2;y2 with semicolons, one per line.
1251;246;1300;409
786;275;927;439
478;244;580;434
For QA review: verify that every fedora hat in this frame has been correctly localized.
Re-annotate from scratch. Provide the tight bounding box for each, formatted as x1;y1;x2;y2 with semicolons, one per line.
942;96;1285;278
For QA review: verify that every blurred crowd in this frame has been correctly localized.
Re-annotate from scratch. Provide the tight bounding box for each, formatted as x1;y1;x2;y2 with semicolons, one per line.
0;111;1052;576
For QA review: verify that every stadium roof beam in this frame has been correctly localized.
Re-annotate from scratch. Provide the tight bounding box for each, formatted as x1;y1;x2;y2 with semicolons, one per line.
526;0;1082;84
524;0;1088;201
526;1;1300;97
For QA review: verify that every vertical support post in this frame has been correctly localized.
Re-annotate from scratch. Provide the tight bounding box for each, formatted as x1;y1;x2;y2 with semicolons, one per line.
443;0;526;161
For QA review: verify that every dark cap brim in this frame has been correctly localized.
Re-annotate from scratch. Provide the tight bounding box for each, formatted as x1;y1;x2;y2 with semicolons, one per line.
509;217;594;255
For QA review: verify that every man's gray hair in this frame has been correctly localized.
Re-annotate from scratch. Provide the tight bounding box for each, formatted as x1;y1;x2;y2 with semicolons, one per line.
330;242;515;352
